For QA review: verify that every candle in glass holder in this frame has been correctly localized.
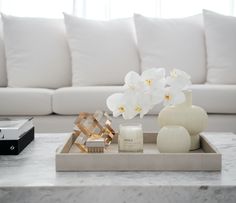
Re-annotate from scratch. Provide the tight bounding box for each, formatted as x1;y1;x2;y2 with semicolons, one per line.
118;124;143;152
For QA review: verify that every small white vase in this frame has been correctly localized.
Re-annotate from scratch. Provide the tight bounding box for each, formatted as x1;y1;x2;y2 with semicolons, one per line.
158;90;208;150
157;125;191;153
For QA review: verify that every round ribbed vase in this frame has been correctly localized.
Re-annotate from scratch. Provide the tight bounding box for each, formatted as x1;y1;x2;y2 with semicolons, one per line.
157;125;191;153
158;90;208;150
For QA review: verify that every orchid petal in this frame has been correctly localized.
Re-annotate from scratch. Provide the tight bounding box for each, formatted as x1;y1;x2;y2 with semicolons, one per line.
121;92;138;119
134;93;152;118
123;108;137;120
125;71;141;85
141;68;165;80
106;93;123;111
151;88;165;105
124;71;144;92
113;110;121;117
141;68;166;90
151;79;166;91
167;69;191;90
163;87;186;106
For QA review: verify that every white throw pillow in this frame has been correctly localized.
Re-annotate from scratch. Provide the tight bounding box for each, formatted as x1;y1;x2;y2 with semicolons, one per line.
1;14;71;88
134;14;206;84
63;13;140;86
0;20;7;87
203;10;236;84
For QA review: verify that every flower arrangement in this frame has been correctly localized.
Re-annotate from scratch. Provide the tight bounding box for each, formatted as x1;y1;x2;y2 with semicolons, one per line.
106;68;191;120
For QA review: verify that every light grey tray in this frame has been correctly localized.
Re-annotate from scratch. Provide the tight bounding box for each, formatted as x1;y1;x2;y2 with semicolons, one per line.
55;133;221;171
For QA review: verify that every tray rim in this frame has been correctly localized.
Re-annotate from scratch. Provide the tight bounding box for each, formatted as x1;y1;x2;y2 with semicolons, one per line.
55;132;222;171
56;132;221;156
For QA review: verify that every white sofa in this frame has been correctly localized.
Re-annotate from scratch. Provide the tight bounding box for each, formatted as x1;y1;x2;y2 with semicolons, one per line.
0;11;236;133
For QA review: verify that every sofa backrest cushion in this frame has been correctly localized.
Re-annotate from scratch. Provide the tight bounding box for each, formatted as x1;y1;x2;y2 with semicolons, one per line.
64;13;140;86
0;20;7;87
134;14;206;84
203;10;236;84
1;14;71;88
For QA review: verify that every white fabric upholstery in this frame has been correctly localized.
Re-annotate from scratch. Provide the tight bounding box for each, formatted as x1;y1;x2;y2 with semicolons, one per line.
14;114;236;134
1;14;71;88
134;14;206;84
53;86;124;114
0;13;235;135
0;88;53;115
0;20;7;87
203;10;236;84
191;84;236;114
64;13;140;86
53;85;236;115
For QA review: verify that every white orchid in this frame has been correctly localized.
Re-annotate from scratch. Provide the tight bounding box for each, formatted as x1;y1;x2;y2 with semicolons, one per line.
134;92;152;118
124;71;145;92
150;88;165;106
106;93;136;119
124;68;166;106
106;67;192;120
106;92;152;120
166;69;191;90
141;68;166;90
163;87;185;106
124;68;166;92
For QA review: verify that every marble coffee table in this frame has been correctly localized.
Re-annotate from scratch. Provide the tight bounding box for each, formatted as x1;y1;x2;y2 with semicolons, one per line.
0;132;236;203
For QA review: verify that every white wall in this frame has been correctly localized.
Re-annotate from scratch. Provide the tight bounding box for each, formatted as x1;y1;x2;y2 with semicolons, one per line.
0;0;235;19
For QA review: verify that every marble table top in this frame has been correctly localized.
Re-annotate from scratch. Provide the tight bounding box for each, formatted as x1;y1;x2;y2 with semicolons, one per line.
0;132;236;203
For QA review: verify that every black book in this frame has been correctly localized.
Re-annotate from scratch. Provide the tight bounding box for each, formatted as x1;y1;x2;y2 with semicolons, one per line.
0;127;35;155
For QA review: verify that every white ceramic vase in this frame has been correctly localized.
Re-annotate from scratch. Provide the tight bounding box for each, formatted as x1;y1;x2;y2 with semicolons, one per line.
157;125;191;153
158;90;208;150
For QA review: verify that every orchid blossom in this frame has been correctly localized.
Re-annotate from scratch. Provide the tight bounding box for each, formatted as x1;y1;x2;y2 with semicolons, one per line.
106;68;191;120
106;93;136;119
141;68;166;91
166;69;191;90
163;87;186;106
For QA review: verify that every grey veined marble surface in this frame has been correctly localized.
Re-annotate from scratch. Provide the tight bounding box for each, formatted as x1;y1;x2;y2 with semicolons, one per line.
0;132;236;203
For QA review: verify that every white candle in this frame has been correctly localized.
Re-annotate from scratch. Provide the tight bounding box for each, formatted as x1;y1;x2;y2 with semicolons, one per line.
118;124;143;152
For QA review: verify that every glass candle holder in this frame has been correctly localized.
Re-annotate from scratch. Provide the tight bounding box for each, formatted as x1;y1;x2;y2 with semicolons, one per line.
118;124;143;152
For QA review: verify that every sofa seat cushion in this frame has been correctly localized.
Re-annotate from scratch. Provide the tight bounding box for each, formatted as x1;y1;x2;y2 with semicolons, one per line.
0;88;53;115
191;84;236;114
53;85;236;115
0;20;7;87
53;86;124;115
154;84;236;114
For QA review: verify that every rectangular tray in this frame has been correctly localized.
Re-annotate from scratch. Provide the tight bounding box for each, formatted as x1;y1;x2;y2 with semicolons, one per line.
56;133;221;171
